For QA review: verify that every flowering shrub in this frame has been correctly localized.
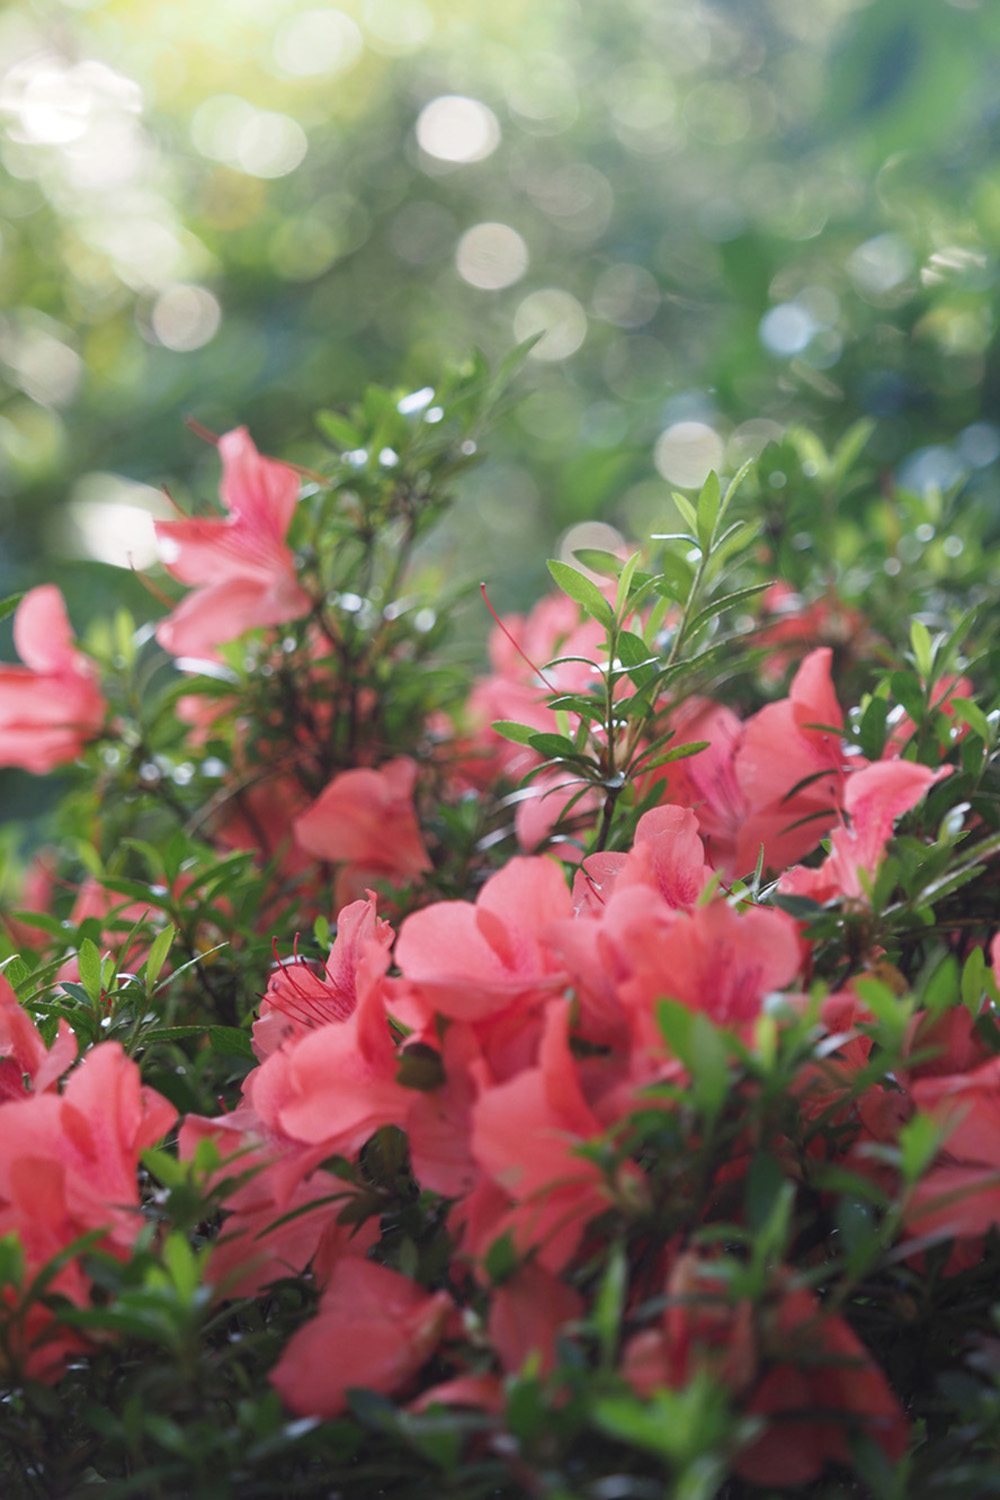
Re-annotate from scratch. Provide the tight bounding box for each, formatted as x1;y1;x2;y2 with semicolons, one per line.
2;360;1000;1497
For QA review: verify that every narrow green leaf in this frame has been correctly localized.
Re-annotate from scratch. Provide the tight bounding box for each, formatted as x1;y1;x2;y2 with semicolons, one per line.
788;425;829;478
671;491;699;533
831;417;874;481
527;731;590;761
686;581;770;638
491;720;539;747
910;619;935;680
635;740;710;775
656;548;695;603
163;1231;201;1301
720;456;755;522
1;955;31;994
616;628;659;688
898;1112;942;1187
642;593;671;648
696;469;720;550
145;924;175;992
615;549;643;618
139;1025;207;1044
546;559;614;626
592;1238;627;1366
396;1043;446;1091
572;547;622;578
950;697;990;743
858;695;889;759
704;518;756;579
890;670;926;723
0;592;24;626
961;945;986;1013
141;1146;195;1193
208;1025;255;1060
77;938;104;1006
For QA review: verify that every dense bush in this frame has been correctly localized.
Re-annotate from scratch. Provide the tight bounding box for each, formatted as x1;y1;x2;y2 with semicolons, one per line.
1;356;1000;1496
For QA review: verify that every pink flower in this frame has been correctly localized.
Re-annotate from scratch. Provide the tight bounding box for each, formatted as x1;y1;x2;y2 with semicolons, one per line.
780;760;951;904
178;1114;378;1298
611;890;802;1034
0;1042;175;1380
488;1261;583;1374
253;894;394;1058
245;960;411;1166
0;586;105;773
470;1001;612;1269
394;855;571;1022
155;427;311;660
270;1257;453;1417
293;757;432;900
732;647;850;875
738;1280;908;1484
0;976;76;1101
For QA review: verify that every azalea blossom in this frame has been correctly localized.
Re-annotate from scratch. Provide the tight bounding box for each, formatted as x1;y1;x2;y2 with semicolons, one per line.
0;1042;175;1381
0;975;76;1101
293;756;432;902
0;586;105;774
780;759;951;904
270;1257;453;1418
155;427;311;660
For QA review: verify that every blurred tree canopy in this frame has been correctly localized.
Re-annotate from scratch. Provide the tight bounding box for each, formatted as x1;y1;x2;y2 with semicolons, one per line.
1;0;999;615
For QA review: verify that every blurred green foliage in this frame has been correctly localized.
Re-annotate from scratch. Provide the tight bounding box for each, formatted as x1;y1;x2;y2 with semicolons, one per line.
1;0;1000;617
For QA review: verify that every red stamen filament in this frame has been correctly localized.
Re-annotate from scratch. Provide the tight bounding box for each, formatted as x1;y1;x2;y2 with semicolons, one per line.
267;936;352;1028
130;561;177;610
480;583;557;692
185;417;220;446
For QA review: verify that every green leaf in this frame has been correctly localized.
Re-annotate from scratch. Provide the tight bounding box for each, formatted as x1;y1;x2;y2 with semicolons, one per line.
208;1026;255;1060
615;548;643;617
696;469;720;550
0;592;24;626
162;1232;201;1302
787;425;829;478
899;1112;942;1186
396;1043;446;1091
1;955;32;995
592;1238;627;1367
656;547;696;603
141;1147;188;1190
491;719;540;747
485;1231;518;1285
547;559;614;626
919;953;959;1014
951;696;990;742
138;1025;207;1044
616;628;659;688
636;740;710;775
686;581;770;638
670;491;699;533
858;695;889;759
910;619;935;680
77;938;104;1006
572;547;622;578
704;518;756;578
962;945;986;1013
144;924;175;993
527;731;590;761
720;456;755;521
831;417;874;481
890;670;926;723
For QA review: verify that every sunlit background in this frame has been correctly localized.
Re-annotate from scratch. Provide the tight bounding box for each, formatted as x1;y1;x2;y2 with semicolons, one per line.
1;0;999;615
